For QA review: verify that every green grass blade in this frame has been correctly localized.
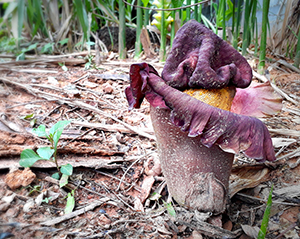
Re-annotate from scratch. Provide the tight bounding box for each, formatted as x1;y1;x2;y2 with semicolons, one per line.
258;0;270;73
242;0;250;55
232;0;242;49
65;191;75;214
74;0;89;41
160;0;166;62
231;0;235;35
119;0;127;59
93;0;119;24
186;0;191;21
293;29;300;68
135;0;143;58
17;0;25;47
222;0;226;40
257;185;273;239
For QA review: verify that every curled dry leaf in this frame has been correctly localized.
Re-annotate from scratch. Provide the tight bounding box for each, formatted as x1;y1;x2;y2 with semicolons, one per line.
138;175;155;203
229;166;271;198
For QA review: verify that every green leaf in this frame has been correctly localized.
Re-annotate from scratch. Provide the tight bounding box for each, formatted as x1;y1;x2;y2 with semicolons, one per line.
22;43;37;53
171;0;184;8
59;173;69;188
17;0;25;47
60;164;73;176
16;52;25;61
86;41;95;46
84;62;91;70
61;65;68;71
258;185;273;239
58;38;69;45
74;0;89;41
141;0;150;7
164;201;176;217
32;125;47;138
41;42;54;54
52;172;60;180
19;149;42;167
65;191;75;214
149;192;161;201
30;118;36;127
49;120;70;149
37;147;55;160
42;197;52;204
23;113;34;119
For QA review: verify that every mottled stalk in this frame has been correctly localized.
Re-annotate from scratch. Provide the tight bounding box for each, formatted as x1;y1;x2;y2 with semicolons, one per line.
151;106;234;214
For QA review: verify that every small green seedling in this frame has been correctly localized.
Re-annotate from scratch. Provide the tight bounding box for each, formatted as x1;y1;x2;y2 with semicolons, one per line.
21;113;36;127
19;120;75;213
42;197;52;204
27;185;41;196
65;190;75;214
257;184;273;239
58;62;68;71
149;192;176;217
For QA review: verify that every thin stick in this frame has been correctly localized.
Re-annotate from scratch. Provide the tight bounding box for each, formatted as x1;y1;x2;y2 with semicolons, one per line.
117;154;149;191
0;77;156;140
40;198;109;226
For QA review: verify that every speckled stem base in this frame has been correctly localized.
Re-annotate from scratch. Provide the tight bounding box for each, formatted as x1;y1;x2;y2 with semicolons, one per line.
150;106;234;214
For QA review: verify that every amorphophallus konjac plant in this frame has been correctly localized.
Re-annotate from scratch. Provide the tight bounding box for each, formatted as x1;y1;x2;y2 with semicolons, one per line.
125;20;282;215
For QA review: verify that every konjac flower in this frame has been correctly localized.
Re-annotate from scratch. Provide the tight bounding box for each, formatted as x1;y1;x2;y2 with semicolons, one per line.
125;20;282;215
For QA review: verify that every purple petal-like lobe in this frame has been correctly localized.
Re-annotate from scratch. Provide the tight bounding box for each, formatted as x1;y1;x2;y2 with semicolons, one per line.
162;20;252;90
147;75;275;162
126;62;275;162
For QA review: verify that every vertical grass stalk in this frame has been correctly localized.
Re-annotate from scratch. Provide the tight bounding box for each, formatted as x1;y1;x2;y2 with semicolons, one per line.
194;0;198;22
222;0;226;40
258;0;270;74
232;0;242;49
135;0;143;58
255;18;258;56
293;28;300;68
242;0;250;55
170;10;176;47
119;0;127;59
257;185;273;239
231;0;235;36
17;0;25;48
160;0;166;62
186;0;191;21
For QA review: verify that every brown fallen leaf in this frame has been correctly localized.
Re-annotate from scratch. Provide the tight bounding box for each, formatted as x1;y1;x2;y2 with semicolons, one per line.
229;165;271;198
138;175;155;203
5;168;36;190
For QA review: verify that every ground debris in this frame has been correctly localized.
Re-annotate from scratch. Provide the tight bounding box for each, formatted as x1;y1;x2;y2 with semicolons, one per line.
0;59;300;238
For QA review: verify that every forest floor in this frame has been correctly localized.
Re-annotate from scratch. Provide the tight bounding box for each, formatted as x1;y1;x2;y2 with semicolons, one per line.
0;50;300;239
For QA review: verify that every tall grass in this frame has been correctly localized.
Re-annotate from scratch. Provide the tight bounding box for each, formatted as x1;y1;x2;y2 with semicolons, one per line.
257;185;273;239
135;0;143;58
293;29;300;68
258;0;270;74
119;0;127;59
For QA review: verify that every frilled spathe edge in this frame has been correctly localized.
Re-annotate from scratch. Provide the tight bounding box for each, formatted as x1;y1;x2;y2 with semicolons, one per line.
125;63;276;162
232;81;282;117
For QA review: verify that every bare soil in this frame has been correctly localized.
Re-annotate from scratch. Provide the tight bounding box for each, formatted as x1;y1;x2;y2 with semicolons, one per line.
0;53;300;239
